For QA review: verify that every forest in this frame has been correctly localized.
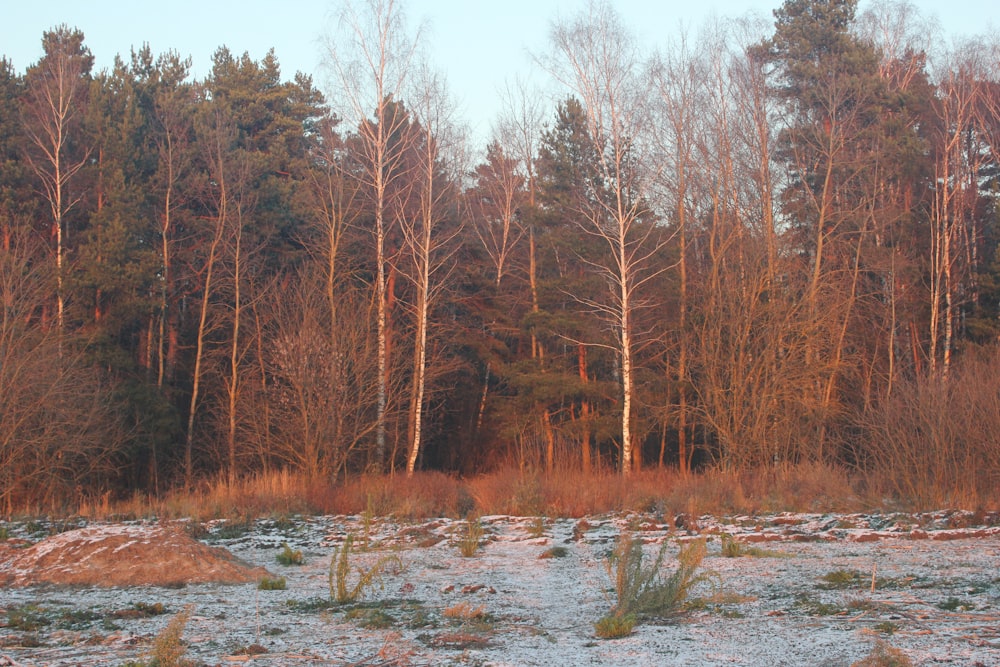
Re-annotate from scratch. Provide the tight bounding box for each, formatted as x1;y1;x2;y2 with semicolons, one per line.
2;0;1000;514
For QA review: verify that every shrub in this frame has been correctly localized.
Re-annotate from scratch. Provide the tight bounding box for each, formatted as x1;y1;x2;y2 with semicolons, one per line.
605;534;709;620
345;607;396;629
851;640;913;667
539;546;569;559
329;532;402;604
276;542;303;566
527;516;547;538
151;604;193;667
820;569;863;589
258;576;287;591
442;602;486;621
720;534;788;558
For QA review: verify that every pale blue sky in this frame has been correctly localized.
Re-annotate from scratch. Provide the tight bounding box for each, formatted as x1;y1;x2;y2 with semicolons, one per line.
1;0;993;144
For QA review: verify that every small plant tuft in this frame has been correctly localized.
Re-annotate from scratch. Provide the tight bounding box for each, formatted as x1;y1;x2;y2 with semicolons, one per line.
345;606;396;629
458;516;484;557
113;601;169;620
851;640;913;667
7;604;50;631
539;546;569;559
527;516;547;538
594;612;636;639
720;534;788;558
820;569;864;589
258;576;287;591
442;602;486;621
276;542;304;566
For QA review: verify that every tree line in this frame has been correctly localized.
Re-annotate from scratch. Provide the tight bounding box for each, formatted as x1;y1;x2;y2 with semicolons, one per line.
2;0;1000;511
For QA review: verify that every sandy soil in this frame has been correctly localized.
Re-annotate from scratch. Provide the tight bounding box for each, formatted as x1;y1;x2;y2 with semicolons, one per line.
1;511;998;666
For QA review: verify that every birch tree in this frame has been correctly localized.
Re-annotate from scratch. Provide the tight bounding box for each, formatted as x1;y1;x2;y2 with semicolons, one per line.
322;0;423;468
401;69;462;475
20;26;93;341
545;1;663;474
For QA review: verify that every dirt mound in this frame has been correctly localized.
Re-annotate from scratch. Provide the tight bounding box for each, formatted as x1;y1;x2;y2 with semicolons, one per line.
0;523;271;587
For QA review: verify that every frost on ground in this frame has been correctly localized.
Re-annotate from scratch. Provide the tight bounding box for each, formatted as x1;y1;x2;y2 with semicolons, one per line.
0;511;998;666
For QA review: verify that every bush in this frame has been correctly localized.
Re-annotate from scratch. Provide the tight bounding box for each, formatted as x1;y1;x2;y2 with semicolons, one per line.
151;605;193;667
329;533;402;604
851;640;913;667
539;546;568;559
858;347;1000;508
258;576;287;591
276;542;303;566
605;534;709;620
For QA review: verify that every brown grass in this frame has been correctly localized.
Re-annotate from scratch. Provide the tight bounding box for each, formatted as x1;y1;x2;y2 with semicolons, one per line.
45;461;901;523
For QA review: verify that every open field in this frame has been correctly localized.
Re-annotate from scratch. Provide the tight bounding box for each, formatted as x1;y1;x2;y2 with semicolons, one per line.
1;511;999;666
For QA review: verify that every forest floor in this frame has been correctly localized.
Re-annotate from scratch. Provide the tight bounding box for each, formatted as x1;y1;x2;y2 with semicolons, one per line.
1;510;999;666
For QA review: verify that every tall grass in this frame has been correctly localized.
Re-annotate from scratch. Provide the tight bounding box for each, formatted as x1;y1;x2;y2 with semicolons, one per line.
40;459;996;523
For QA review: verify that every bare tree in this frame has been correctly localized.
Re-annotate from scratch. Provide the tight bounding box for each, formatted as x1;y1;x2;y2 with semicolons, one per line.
20;26;93;341
151;52;194;389
544;1;665;474
182;106;232;487
322;0;423;467
495;77;546;340
0;234;122;513
266;272;380;480
399;68;463;475
305;115;362;322
927;43;990;375
649;29;701;473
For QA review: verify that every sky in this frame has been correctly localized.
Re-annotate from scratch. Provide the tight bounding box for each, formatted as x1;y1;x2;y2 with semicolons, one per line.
1;0;994;146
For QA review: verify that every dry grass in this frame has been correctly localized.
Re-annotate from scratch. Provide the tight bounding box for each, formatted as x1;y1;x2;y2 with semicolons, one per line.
851;640;913;667
442;602;486;621
151;604;193;667
43;460;995;524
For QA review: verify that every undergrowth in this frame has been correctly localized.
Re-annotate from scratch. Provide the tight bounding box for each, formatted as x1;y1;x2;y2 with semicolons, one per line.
595;533;711;638
47;462;899;523
851;640;913;667
329;532;402;604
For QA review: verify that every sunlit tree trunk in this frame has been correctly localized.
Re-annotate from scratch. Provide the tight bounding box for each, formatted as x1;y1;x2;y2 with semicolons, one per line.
324;0;422;469
547;3;664;475
21;28;93;348
184;109;230;487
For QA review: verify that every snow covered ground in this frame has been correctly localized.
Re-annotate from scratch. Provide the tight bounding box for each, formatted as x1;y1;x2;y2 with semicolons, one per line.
1;510;999;666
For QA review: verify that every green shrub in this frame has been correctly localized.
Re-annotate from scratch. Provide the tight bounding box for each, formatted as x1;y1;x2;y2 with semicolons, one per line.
345;607;396;629
258;576;287;591
820;569;864;589
276;542;303;566
7;604;50;631
605;534;710;620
